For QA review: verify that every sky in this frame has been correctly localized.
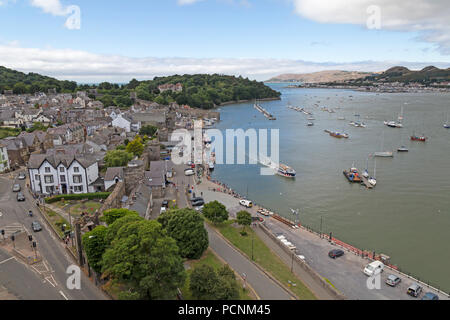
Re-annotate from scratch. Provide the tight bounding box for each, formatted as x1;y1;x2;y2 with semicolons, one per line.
0;0;450;82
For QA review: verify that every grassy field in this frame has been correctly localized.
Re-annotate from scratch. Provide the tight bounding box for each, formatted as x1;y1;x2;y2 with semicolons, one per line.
53;200;102;217
212;220;317;300
181;249;254;300
0;127;20;139
42;207;71;239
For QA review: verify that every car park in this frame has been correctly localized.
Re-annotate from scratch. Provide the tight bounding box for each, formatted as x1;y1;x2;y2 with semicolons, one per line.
16;192;25;202
328;249;345;259
407;283;423;298
31;221;42;232
12;184;21;192
421;292;439;300
386;275;402;287
363;261;384;277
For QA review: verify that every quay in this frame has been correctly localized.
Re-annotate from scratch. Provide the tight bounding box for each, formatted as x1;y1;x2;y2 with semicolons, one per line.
254;103;276;120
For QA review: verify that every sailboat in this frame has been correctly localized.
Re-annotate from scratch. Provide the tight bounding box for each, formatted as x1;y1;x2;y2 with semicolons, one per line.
363;157;370;178
444;111;450;129
374;132;394;158
368;159;377;186
398;134;409;152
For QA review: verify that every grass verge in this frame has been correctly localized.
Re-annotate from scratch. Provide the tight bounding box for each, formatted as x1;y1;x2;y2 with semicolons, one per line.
211;220;317;300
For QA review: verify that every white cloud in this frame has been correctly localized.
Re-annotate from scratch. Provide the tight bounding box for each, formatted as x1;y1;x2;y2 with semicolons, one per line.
177;0;204;5
30;0;80;29
292;0;450;54
0;44;448;83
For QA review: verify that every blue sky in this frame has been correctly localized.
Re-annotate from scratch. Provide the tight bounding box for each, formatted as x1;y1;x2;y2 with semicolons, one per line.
0;0;449;81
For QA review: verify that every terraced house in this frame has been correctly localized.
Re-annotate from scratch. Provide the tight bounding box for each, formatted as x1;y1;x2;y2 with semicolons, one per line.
0;142;10;173
28;154;100;195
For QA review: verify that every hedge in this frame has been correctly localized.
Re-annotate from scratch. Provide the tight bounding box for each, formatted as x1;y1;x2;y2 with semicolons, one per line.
45;192;112;204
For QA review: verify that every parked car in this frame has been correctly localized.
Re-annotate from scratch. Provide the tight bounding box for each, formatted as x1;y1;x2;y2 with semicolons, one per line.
192;199;205;207
386;275;402;287
363;261;384;277
162;200;170;208
31;221;42;232
190;197;203;203
12;184;21;192
16;192;25;202
421;292;439;300
407;283;423;298
239;199;253;208
17;173;26;180
184;169;195;176
160;207;167;214
328;249;345;259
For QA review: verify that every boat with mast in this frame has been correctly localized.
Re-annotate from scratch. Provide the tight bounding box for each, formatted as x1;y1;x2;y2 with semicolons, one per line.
444;111;450;129
368;159;377;187
374;132;394;158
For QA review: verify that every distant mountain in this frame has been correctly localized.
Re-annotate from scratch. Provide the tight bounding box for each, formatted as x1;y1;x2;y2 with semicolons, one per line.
362;66;450;83
267;70;374;83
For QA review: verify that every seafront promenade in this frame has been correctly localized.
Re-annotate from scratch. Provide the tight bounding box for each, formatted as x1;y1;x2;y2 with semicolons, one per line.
193;176;449;301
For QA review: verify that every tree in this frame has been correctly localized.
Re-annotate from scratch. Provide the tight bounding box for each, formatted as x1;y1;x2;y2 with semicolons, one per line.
236;211;252;232
104;149;133;167
158;209;208;259
215;275;240;300
189;265;219;300
82;226;108;273
101;220;186;300
139;125;158;137
105;214;144;244
126;136;144;157
102;208;140;226
202;201;229;224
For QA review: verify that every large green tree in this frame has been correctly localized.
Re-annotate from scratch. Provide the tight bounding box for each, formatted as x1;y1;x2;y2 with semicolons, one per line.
126;136;144;156
104;149;133;167
82;226;108;273
101;220;186;300
158;209;208;260
237;211;252;232
189;265;219;300
202;201;229;224
102;208;140;226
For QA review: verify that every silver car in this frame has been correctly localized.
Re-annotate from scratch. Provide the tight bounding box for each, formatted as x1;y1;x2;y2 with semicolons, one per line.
12;184;21;192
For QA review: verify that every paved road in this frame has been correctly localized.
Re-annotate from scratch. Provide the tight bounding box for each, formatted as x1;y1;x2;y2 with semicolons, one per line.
172;163;295;300
264;218;449;300
0;172;107;300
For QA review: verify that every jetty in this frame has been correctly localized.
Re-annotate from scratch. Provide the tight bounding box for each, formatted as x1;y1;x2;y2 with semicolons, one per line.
255;103;276;120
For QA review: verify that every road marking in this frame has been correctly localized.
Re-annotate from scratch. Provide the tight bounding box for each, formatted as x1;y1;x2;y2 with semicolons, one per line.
59;290;69;300
0;257;16;265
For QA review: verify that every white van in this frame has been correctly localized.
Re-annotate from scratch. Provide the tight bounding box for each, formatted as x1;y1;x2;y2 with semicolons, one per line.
364;261;384;277
239;200;253;208
184;169;195;176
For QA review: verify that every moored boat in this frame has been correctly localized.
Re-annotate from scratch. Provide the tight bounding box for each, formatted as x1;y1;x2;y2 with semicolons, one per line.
411;135;427;142
343;167;361;183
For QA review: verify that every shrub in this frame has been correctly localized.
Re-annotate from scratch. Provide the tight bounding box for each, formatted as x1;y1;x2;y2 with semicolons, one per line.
45;192;111;204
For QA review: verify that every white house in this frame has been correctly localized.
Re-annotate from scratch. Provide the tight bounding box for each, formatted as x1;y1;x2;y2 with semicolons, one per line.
0;142;10;173
111;114;132;133
104;167;124;191
28;154;99;195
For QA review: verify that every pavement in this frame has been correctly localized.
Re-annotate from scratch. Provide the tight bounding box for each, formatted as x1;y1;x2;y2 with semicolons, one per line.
0;170;107;300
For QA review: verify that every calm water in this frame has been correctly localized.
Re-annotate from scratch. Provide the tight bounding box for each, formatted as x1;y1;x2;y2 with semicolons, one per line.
211;84;450;291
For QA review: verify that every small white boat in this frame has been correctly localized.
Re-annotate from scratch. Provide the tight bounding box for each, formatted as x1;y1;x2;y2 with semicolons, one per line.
374;152;394;158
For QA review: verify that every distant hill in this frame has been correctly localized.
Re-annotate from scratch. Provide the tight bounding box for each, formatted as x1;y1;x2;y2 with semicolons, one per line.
267;70;374;83
0;66;77;94
360;66;450;83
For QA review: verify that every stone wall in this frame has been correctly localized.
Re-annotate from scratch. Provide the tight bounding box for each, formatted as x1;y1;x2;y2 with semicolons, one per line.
123;163;145;194
99;181;126;213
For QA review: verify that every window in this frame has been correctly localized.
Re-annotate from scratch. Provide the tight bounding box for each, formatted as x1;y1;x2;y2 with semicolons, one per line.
45;186;54;194
73;175;82;184
73;167;80;173
44;175;54;184
35;175;39;181
45;167;51;173
74;186;83;193
60;167;65;173
60;176;66;183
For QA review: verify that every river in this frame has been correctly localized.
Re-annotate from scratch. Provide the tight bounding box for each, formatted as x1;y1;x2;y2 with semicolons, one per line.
210;83;450;292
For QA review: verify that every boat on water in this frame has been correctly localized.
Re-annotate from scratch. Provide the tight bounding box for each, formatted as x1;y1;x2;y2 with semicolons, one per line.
277;164;297;178
368;159;377;186
374;151;394;158
307;122;314;127
338;117;346;120
397;146;409;152
307;116;315;121
384;120;403;128
350;121;367;128
411;135;427;142
343;167;361;183
444;112;450;128
363;157;370;178
325;130;349;139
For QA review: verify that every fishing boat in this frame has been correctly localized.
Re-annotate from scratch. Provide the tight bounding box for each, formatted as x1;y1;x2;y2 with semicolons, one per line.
343;166;361;183
411;135;427;142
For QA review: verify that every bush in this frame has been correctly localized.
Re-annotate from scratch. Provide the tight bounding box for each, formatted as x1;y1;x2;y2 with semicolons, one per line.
45;192;111;204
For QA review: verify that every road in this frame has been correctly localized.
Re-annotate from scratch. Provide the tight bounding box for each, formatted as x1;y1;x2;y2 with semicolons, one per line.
0;172;107;300
264;218;449;300
171;162;295;300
